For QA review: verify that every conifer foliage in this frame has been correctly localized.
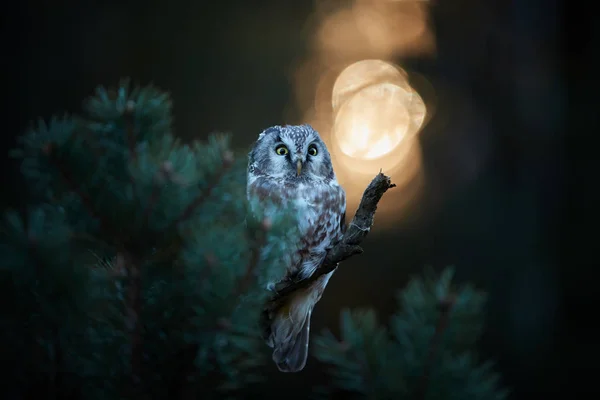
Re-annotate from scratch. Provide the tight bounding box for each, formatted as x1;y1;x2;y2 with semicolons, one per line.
1;81;507;399
2;80;298;399
313;268;509;400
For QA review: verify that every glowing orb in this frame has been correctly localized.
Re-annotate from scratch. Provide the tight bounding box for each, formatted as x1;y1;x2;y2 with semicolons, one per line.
332;59;409;112
334;82;410;160
331;60;426;166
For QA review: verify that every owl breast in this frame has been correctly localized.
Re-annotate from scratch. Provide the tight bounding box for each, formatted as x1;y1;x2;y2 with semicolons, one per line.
287;181;346;281
247;173;346;284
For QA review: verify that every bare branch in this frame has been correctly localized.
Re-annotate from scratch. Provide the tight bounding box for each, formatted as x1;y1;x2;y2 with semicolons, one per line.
273;172;396;297
323;172;396;266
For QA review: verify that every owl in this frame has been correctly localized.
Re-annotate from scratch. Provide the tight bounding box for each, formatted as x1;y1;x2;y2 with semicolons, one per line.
247;124;346;373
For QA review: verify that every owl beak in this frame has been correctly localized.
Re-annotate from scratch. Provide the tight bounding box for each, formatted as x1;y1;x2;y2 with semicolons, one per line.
296;160;303;176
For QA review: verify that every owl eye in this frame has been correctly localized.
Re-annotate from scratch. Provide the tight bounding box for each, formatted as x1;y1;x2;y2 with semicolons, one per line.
275;145;289;156
308;144;318;156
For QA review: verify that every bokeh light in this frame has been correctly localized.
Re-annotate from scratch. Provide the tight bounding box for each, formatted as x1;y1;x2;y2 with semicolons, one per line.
328;60;428;219
292;0;435;226
316;0;435;61
331;60;426;169
335;83;410;159
331;59;409;112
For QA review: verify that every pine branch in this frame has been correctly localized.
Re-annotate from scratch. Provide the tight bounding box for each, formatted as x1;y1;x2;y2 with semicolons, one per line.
76;126;104;162
168;151;234;230
42;143;106;233
119;252;143;395
141;161;173;228
25;220;67;399
416;296;456;400
50;327;64;400
122;101;141;203
274;172;395;296
123;101;138;163
167;253;218;400
235;217;271;298
174;219;270;399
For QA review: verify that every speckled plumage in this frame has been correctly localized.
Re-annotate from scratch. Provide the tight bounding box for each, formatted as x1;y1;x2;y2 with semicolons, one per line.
247;124;346;373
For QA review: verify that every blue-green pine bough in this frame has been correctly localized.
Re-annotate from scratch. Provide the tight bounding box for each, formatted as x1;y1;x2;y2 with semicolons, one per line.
0;80;508;400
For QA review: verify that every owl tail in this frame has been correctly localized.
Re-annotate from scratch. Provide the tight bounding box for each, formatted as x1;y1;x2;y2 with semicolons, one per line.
271;306;312;372
262;272;333;373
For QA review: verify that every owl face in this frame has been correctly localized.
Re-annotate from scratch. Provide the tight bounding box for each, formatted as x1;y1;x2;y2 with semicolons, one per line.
248;124;335;182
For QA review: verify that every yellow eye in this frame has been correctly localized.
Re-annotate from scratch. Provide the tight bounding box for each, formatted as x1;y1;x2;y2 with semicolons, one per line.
275;145;289;156
308;145;318;156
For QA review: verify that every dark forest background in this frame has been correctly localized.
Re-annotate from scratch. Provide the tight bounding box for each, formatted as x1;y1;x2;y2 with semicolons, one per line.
1;0;597;398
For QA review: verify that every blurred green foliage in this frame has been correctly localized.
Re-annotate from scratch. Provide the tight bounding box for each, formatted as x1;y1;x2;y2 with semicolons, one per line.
1;81;506;400
314;268;508;400
1;80;298;399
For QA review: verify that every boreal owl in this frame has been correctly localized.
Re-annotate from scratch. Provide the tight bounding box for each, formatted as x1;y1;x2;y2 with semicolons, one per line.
246;124;346;373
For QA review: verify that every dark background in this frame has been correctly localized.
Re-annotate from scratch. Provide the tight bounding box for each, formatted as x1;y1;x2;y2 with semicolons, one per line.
1;0;596;398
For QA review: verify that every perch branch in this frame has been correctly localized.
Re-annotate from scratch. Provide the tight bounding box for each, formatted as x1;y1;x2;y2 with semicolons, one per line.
416;296;456;400
274;172;395;297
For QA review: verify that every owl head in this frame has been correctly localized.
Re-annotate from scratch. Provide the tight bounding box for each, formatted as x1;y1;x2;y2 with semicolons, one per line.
248;124;335;182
